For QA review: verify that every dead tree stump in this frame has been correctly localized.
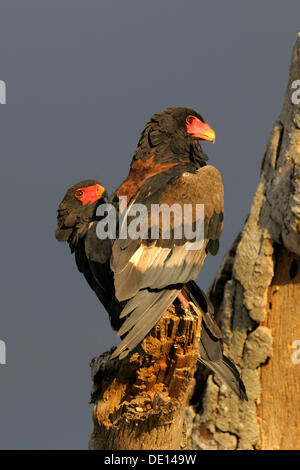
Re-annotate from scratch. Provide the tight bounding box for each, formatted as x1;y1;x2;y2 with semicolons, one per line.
186;33;300;450
89;302;201;450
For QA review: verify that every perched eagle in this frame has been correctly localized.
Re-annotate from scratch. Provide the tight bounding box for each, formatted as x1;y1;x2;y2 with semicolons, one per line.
55;107;247;400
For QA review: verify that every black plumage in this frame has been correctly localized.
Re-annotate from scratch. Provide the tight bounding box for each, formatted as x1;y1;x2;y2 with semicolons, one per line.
109;107;223;358
55;107;247;400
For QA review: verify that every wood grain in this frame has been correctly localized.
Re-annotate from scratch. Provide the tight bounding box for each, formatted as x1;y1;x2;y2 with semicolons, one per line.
258;246;300;449
89;302;201;450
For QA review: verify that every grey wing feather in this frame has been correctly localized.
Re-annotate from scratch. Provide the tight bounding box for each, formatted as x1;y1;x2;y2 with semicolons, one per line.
111;288;180;359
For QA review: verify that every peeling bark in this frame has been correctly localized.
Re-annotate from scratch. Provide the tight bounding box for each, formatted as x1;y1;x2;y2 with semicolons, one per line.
187;33;300;450
89;303;201;450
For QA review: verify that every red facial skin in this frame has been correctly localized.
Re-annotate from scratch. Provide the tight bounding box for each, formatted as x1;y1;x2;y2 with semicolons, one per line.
74;184;106;206
186;115;216;142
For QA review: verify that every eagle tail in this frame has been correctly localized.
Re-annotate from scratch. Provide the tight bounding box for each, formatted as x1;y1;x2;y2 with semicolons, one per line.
197;354;248;401
184;280;248;401
110;288;181;360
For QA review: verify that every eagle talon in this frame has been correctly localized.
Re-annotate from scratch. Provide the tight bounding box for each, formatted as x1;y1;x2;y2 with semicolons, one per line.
177;291;190;311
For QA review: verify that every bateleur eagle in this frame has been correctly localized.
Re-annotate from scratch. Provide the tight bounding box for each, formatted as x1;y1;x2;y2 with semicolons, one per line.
54;107;247;400
109;107;223;359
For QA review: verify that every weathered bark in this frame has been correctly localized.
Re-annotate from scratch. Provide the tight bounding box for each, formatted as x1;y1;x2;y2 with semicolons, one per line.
89;302;202;450
186;33;300;450
259;246;300;449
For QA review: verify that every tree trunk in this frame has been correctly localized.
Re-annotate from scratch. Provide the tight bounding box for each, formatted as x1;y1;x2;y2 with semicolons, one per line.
88;302;202;450
186;32;300;450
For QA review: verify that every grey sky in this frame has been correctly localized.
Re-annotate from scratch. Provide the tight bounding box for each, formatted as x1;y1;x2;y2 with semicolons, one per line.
0;1;299;449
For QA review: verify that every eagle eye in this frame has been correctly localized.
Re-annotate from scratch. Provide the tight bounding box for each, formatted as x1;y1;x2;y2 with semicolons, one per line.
186;115;194;124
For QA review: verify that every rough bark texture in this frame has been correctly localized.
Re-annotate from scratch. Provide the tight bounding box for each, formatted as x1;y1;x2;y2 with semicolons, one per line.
186;33;300;450
89;302;202;450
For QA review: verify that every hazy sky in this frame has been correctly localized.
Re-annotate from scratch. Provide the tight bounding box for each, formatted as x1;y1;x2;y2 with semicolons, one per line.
0;1;299;449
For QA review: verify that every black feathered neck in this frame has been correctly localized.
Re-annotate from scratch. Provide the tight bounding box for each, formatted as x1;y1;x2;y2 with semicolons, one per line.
56;198;107;253
131;113;208;170
68;199;108;252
